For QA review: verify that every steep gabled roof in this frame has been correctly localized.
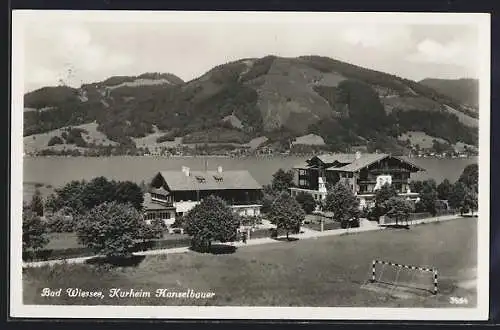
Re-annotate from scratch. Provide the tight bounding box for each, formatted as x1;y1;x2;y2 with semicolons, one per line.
333;153;389;172
314;153;360;164
158;170;262;191
300;153;425;173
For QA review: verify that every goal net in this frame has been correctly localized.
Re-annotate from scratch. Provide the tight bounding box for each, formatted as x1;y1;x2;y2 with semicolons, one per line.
368;260;438;295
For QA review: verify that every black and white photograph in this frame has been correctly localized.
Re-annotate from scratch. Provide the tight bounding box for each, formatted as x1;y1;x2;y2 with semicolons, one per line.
10;11;490;320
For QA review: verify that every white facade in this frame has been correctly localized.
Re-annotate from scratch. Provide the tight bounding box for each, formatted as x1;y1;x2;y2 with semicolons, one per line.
173;200;261;217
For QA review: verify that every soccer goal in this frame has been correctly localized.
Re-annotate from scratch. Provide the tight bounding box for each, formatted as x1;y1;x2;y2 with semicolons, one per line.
369;259;438;295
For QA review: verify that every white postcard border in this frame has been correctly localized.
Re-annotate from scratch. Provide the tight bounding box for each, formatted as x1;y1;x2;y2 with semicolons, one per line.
10;10;491;320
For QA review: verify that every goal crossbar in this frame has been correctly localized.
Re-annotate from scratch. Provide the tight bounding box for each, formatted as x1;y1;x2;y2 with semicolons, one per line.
370;259;438;295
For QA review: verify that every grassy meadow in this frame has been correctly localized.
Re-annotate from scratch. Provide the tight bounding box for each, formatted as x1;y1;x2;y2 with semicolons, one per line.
24;217;477;307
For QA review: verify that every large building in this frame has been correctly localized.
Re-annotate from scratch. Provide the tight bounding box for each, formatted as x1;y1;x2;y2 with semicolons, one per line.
290;152;425;209
143;166;263;224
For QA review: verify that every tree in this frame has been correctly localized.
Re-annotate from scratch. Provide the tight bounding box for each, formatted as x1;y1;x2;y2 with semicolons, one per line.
448;181;467;210
460;186;478;216
139;219;165;243
437;179;453;201
23;204;49;252
47;135;64;146
384;197;414;225
46;208;75;233
409;180;424;194
268;192;305;239
53;180;86;214
48;178;145;215
324;181;360;228
184;195;240;252
295;192;316;214
418;180;438;216
30;189;44;216
459;164;478;192
271;169;295;192
80;177;117;211
76;201;144;258
114;181;144;210
374;183;398;217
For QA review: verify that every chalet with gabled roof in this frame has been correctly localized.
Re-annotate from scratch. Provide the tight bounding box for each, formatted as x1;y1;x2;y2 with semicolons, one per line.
290;152;425;209
144;166;263;222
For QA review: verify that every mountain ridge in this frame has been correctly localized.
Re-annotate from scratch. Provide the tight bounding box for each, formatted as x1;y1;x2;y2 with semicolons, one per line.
419;78;479;109
23;55;479;155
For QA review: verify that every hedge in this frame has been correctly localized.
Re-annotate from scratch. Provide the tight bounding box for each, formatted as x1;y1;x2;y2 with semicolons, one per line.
23;237;192;262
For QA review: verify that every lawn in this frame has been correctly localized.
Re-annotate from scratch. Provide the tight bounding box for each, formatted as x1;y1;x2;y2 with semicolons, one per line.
23;217;477;307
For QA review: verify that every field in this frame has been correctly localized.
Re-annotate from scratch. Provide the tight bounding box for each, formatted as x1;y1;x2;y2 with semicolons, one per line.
23;217;477;307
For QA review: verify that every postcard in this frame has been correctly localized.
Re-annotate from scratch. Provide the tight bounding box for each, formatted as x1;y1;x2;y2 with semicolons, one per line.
10;10;490;320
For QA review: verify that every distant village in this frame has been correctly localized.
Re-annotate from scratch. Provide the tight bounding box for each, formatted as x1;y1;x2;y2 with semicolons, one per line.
25;136;478;159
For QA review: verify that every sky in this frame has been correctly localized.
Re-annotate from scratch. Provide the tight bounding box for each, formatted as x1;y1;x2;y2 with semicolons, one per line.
16;11;484;93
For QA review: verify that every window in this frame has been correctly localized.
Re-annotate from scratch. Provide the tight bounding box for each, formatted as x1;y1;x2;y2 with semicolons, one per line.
195;175;206;183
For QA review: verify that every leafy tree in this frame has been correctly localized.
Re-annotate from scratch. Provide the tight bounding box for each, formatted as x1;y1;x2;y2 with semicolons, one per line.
449;181;468;210
260;192;276;214
418;180;438;216
460;186;478;216
374;183;398;217
184;195;240;252
384;197;414;225
437;179;453;201
76;201;144;257
459;164;478;192
271;169;295;192
53;180;87;214
81;177;117;210
22;204;49;252
409;180;424;194
47;135;64;146
30;189;44;216
48;177;144;215
295;192;316;214
268;192;305;239
139;219;165;242
324;181;360;228
114;181;144;210
46;208;75;233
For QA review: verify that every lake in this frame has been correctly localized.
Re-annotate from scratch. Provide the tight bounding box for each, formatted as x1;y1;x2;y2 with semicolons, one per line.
22;155;477;200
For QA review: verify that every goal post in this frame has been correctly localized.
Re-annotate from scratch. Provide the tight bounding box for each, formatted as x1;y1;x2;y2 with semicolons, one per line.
370;259;438;295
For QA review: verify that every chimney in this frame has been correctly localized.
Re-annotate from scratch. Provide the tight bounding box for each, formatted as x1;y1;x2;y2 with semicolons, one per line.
181;166;190;176
355;151;362;160
217;166;223;173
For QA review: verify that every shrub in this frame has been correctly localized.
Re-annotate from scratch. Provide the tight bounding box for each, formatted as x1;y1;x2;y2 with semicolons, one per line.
76;202;144;257
23;205;49;253
46;212;75;233
48;135;64;146
295;192;316;214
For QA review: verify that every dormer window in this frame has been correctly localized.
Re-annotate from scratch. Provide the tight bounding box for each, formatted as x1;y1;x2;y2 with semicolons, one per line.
213;175;223;182
195;175;206;183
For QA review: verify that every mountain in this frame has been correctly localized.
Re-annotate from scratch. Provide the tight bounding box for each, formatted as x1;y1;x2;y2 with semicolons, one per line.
23;57;479;154
419;78;479;109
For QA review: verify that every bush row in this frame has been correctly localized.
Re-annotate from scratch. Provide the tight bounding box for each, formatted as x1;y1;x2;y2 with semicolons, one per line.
23;236;192;262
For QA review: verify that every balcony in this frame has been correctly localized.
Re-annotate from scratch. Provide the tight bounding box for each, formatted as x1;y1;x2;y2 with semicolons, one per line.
369;168;411;174
358;178;410;184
